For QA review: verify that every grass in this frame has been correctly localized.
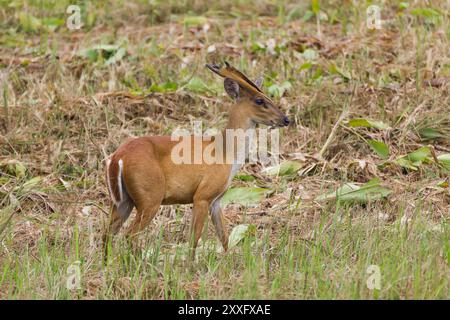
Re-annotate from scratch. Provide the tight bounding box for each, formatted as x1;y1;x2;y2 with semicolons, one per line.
0;0;449;299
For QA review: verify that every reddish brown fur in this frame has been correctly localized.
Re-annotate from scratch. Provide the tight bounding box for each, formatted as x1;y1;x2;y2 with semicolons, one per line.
103;63;289;260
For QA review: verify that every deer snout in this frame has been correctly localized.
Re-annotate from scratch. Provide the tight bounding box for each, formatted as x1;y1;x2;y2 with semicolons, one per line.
275;116;290;127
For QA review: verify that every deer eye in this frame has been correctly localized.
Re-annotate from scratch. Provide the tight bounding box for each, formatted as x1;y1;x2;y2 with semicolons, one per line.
255;98;265;106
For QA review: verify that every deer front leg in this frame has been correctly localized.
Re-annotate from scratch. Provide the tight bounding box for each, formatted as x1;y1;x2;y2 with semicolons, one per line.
189;199;210;260
210;199;229;251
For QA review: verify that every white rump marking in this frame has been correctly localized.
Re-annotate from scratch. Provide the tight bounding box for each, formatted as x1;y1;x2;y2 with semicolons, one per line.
118;159;124;203
106;158;119;205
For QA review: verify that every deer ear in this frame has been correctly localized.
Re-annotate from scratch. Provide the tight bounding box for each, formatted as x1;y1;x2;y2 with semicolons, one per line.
254;76;263;89
224;78;240;99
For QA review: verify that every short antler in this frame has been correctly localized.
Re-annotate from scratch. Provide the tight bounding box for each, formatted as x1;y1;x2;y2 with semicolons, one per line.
205;61;272;101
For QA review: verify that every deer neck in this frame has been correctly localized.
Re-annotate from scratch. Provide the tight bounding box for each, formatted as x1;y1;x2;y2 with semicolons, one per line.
224;101;255;131
218;101;255;170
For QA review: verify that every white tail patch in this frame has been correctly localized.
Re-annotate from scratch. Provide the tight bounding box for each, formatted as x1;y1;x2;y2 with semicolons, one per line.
106;159;119;205
117;159;124;203
107;158;134;219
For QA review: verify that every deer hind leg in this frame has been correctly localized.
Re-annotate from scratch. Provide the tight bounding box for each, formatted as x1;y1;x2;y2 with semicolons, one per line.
103;199;134;257
125;202;162;237
123;195;163;258
124;171;165;238
210;199;229;251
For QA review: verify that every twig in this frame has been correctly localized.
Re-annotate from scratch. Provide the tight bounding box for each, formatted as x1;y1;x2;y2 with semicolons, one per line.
318;84;356;159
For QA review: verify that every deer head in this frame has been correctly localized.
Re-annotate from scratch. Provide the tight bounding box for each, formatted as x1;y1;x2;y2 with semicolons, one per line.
206;61;290;128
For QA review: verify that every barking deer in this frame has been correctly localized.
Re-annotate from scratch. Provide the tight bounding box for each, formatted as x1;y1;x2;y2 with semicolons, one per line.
104;62;289;258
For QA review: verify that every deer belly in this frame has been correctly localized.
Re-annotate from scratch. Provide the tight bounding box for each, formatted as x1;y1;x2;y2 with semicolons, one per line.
162;177;197;205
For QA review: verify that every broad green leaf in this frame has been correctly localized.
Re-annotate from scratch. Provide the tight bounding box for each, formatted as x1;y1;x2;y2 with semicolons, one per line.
78;44;119;58
228;224;256;249
302;10;314;22
301;49;318;61
437;153;450;170
82;49;99;61
195;239;224;255
399;2;409;10
267;81;292;98
234;174;255;182
262;160;303;176
185;76;211;93
298;62;314;71
41;17;65;32
367;140;389;159
394;146;432;170
328;63;351;80
78;44;127;65
410;8;441;18
183;16;207;26
105;47;127;65
419;128;446;140
221;187;269;206
251;41;266;53
315;178;391;203
18;176;43;192
311;65;323;81
149;81;178;93
394;157;417;170
348;118;389;130
410;8;442;24
406;146;431;163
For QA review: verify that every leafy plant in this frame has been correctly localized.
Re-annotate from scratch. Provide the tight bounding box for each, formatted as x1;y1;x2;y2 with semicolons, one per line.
149;81;178;93
228;224;257;249
78;44;127;65
367;140;390;159
234;174;255;182
348;118;389;130
328;63;351;80
0;160;26;178
267;81;292;98
418;128;446;140
18;12;41;33
262;160;302;176
394;146;432;170
410;8;442;19
184;76;211;93
437;153;450;171
315;178;392;203
221;187;270;206
182;16;207;27
300;49;318;61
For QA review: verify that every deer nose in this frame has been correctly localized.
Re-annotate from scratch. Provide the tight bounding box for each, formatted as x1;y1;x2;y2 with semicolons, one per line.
283;116;290;126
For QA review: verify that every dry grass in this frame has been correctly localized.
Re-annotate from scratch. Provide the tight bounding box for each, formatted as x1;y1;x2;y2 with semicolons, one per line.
0;0;449;299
